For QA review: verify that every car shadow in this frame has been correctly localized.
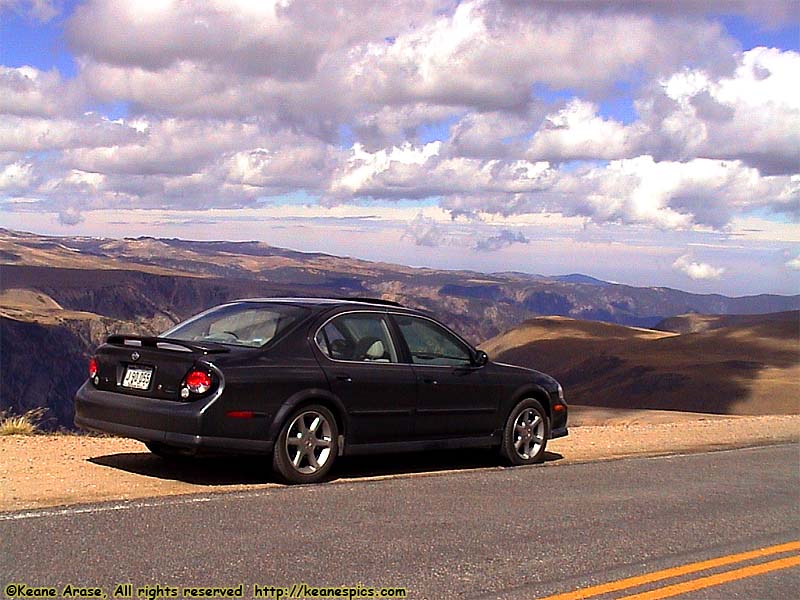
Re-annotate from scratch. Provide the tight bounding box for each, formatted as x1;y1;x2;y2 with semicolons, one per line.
333;449;563;480
89;453;271;485
88;448;563;486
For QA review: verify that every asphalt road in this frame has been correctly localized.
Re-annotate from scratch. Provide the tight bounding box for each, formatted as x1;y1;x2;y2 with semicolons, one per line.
2;443;798;599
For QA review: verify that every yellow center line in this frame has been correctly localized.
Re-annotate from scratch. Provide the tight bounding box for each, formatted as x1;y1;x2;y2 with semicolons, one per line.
617;554;800;600
538;540;800;600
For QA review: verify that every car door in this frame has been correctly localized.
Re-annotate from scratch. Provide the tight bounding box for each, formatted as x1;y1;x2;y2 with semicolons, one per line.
391;314;498;439
314;311;416;445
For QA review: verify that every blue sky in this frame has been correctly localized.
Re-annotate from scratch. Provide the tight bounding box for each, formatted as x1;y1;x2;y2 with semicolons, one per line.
0;0;798;295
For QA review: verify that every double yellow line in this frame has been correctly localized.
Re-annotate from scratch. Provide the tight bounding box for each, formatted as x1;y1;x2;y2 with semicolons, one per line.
540;540;800;600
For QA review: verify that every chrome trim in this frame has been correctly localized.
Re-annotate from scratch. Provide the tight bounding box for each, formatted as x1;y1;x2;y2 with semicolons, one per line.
197;360;226;413
155;342;192;353
312;310;403;366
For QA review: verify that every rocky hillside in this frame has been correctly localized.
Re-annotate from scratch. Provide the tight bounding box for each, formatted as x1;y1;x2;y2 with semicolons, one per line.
1;228;798;428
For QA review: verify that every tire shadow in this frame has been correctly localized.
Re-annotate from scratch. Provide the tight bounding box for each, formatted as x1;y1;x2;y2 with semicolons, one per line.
88;448;563;486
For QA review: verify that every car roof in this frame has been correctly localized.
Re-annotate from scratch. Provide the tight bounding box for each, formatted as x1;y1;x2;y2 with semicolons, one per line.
233;297;416;311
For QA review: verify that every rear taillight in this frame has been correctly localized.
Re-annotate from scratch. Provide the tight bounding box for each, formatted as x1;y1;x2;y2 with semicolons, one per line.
184;369;212;395
88;357;98;378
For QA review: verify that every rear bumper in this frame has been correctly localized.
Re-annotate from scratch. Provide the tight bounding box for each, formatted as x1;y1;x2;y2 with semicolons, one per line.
74;381;272;454
550;425;568;439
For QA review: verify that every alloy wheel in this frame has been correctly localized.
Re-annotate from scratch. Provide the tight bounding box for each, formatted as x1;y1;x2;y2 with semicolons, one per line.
512;408;544;460
284;410;334;474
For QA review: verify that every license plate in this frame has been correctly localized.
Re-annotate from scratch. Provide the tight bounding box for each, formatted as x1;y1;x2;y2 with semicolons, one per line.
122;366;153;390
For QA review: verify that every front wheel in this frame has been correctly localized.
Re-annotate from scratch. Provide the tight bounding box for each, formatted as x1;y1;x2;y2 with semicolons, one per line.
272;405;339;484
500;399;549;465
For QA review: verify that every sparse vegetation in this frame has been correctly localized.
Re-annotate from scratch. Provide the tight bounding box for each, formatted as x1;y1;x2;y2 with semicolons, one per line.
0;408;48;436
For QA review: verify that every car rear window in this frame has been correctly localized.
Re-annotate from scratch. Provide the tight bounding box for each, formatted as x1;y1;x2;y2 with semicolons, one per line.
162;303;309;348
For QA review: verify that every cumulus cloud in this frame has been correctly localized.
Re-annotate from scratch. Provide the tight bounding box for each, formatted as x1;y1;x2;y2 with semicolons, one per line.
401;213;531;251
0;161;34;192
672;254;726;280
526;99;646;162
639;47;800;175
474;229;529;251
0;114;141;153
0;0;60;22
0;0;798;245
333;142;796;230
403;213;448;247
57;206;83;225
61;0;737;129
0;66;84;117
347;0;735;112
67;1;443;79
530;1;799;26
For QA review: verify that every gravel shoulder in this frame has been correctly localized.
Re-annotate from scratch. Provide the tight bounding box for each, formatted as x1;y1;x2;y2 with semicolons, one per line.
1;412;798;512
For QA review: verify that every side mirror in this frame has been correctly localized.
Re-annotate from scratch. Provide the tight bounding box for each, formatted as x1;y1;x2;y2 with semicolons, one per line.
474;350;489;367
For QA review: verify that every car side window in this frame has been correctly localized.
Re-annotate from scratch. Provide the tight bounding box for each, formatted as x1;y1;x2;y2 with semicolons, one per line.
394;315;472;367
315;313;398;363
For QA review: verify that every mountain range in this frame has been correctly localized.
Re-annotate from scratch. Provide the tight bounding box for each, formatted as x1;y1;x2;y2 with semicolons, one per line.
1;227;798;428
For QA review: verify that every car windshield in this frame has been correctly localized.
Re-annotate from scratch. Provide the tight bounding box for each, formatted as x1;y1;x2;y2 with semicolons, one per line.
161;302;309;348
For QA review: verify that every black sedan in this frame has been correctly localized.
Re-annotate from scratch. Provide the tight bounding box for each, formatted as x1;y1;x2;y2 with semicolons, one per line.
75;297;568;483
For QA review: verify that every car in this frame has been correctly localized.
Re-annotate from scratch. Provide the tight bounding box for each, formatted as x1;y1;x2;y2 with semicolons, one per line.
75;297;568;483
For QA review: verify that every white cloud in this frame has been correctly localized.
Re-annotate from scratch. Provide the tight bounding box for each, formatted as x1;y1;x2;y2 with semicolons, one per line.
403;213;448;247
67;1;443;79
332;143;795;231
332;142;442;197
672;254;726;280
640;47;800;175
222;133;335;190
0;66;84;117
62;0;737;128
0;0;60;22
0;114;141;152
786;255;800;270
62;118;264;176
0;0;797;254
474;229;529;252
0;161;34;192
526;99;646;162
347;0;735;110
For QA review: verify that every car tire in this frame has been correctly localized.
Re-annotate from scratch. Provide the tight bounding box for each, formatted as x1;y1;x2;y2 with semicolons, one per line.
144;441;194;460
500;398;549;465
272;404;339;484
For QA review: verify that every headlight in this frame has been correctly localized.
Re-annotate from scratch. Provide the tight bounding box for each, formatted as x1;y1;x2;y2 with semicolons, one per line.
557;383;565;401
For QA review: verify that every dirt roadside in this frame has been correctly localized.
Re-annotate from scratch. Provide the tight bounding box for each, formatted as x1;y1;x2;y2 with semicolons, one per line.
1;412;798;512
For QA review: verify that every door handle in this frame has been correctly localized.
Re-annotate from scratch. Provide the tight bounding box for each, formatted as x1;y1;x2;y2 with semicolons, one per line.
423;378;438;385
336;375;353;383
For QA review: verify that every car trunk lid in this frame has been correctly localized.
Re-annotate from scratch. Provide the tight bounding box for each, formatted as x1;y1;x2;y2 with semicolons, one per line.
93;335;229;401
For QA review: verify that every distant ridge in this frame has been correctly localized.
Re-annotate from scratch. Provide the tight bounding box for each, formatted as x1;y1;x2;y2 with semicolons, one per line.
551;273;609;285
655;311;800;335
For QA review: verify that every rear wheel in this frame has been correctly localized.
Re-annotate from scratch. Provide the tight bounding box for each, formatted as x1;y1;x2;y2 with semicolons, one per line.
272;405;339;484
500;399;549;465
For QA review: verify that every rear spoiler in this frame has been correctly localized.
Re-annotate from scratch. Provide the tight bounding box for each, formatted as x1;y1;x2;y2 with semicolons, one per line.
105;335;230;354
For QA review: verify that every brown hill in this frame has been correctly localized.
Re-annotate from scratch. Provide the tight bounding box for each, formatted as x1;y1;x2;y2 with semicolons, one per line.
481;312;799;415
